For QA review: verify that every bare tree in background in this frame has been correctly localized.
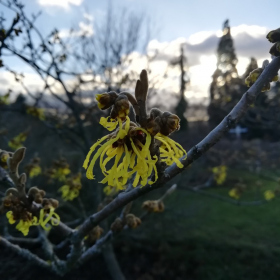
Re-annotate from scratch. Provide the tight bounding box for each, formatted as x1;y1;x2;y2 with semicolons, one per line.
0;1;152;279
169;44;189;129
0;0;151;149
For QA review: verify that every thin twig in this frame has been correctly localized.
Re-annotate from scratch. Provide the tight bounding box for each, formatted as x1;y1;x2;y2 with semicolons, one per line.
0;236;56;272
77;183;178;265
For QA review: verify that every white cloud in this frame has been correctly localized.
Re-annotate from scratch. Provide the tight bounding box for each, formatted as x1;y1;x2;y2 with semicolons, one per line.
0;70;44;100
231;25;267;38
59;21;94;38
0;69;76;103
38;0;83;9
188;31;215;45
141;24;272;105
1;24;272;109
83;12;94;22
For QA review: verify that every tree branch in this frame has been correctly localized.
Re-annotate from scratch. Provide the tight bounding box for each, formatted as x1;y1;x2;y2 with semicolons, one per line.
70;57;280;245
0;236;56;272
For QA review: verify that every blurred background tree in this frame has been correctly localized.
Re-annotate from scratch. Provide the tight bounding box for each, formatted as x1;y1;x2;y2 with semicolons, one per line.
174;44;189;129
208;19;244;125
208;19;280;140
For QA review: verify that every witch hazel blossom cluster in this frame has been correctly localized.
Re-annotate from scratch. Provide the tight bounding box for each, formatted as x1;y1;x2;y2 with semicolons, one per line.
83;70;187;195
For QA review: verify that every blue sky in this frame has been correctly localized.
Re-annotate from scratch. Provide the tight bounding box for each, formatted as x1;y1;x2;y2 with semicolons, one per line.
1;0;279;108
25;0;280;41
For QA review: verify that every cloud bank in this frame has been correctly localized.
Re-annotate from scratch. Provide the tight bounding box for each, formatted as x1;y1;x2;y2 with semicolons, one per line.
0;24;274;107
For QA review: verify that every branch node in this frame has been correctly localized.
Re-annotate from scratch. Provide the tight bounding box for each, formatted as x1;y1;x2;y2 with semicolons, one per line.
226;115;236;129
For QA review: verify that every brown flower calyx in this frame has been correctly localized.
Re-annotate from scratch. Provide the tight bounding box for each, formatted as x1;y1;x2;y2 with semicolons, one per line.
1;147;60;236
110;217;124;232
1;185;58;220
87;225;104;243
96;91;118;110
42;198;59;211
45;157;71;182
110;95;130;120
28;186;46;204
266;27;280;57
269;42;280;57
142;200;165;213
147;108;180;136
52;157;69;169
25;156;41;175
96;91;139;121
125;213;141;229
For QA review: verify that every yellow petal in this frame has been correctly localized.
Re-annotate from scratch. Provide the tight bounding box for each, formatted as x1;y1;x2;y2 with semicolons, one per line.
83;135;109;169
100;116;118;131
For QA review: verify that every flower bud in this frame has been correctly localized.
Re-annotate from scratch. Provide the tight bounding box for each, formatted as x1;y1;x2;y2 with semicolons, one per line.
142;200;165;213
266;28;280;43
28;187;40;196
269;42;280;57
110;217;124;232
160;112;180;136
49;198;59;209
88;225;104;242
96;91;118;110
42;198;59;210
146;118;161;136
245;66;278;92
125;213;141;229
110;95;130;120
261;82;270;92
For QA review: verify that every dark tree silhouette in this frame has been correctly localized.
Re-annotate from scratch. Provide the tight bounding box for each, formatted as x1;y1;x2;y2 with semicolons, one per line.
170;44;188;129
208;20;244;125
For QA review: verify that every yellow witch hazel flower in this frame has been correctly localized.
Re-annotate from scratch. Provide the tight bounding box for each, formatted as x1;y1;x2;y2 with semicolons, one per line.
59;185;79;201
84;117;187;192
29;165;42;178
0;152;9;169
52;167;71;181
212;165;227;185
6;208;60;236
264;190;275;201
229;188;240;200
46;157;71;182
15;215;38;236
155;134;186;168
26;106;45;121
58;173;82;201
25;157;42;178
100;116;119;131
84;71;187;193
6;211;16;224
84;116;158;189
48;158;71;182
8;132;28;150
